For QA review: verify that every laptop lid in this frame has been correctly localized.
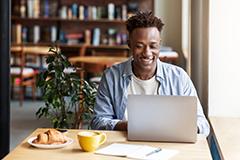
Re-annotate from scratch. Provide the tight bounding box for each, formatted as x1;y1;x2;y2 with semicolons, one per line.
127;95;197;143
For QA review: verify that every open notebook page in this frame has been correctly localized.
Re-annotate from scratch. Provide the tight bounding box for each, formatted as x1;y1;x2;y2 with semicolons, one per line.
95;143;178;160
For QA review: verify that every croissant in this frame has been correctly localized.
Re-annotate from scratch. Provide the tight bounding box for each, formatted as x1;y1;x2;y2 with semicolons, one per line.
47;129;67;144
33;129;67;144
33;133;48;144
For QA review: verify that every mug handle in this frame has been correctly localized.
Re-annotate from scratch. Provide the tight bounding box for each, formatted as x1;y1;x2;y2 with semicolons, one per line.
99;133;107;145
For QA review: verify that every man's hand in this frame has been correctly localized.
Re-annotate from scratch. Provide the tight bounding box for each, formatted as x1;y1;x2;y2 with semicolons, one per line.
114;121;128;131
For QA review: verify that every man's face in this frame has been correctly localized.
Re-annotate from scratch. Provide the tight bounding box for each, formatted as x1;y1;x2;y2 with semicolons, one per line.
129;27;161;73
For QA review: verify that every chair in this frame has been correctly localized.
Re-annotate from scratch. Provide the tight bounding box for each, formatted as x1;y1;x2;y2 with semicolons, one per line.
82;47;128;85
10;46;37;106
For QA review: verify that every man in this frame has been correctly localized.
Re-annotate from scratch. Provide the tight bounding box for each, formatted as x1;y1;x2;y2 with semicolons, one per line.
91;11;210;136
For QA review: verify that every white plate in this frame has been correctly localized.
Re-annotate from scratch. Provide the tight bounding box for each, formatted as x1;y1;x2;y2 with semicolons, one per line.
28;136;74;149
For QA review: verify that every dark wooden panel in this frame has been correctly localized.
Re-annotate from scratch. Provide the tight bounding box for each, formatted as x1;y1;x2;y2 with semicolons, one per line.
0;0;10;159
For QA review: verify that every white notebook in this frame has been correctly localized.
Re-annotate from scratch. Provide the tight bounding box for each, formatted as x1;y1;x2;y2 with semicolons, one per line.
95;143;178;160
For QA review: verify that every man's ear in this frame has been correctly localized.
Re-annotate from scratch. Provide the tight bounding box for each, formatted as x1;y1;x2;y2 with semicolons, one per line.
159;39;162;51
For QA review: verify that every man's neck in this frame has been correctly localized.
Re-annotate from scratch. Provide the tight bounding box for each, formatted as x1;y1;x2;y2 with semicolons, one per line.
132;67;156;80
134;72;155;80
132;61;157;80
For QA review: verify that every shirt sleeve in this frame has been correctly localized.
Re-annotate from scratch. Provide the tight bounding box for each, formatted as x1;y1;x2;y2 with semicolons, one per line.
181;69;210;137
90;70;120;130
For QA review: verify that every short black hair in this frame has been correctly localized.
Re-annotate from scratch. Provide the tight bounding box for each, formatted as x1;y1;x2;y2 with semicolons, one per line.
126;11;164;34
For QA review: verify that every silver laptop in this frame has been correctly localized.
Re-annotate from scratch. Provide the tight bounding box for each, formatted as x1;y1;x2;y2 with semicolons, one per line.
127;95;197;143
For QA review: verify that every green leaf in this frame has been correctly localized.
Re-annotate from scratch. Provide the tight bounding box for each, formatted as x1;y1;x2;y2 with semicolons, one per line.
46;55;55;64
36;46;97;129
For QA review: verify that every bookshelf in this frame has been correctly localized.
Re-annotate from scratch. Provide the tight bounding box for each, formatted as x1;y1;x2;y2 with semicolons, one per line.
11;0;154;55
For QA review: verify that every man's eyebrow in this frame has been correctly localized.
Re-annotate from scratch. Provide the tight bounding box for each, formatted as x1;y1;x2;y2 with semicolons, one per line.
150;40;160;43
135;41;144;44
134;41;159;45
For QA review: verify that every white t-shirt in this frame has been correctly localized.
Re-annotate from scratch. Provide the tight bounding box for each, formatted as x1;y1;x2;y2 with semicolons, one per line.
123;74;159;120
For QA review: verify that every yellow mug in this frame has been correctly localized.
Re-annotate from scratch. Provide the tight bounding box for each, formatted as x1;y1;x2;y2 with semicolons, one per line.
77;131;107;152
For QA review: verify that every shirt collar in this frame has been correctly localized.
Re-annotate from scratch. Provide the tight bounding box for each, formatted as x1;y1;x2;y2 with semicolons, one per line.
156;59;165;80
122;57;134;78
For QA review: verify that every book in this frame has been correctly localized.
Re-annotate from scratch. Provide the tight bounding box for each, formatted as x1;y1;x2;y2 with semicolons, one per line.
92;28;100;46
68;8;73;19
49;0;58;17
72;3;78;19
84;6;88;20
122;4;127;20
65;33;83;44
88;6;92;20
43;0;49;18
60;6;67;19
33;25;40;43
51;26;57;42
59;30;66;43
100;6;108;19
84;29;91;45
22;26;28;43
11;25;16;43
20;0;26;18
115;6;122;20
108;3;115;20
116;33;122;45
95;143;178;160
121;33;128;45
108;28;116;45
12;1;20;16
33;0;40;18
96;6;102;19
41;27;51;42
79;5;84;20
27;0;33;18
127;1;139;14
16;24;22;44
27;26;33;42
92;6;97;20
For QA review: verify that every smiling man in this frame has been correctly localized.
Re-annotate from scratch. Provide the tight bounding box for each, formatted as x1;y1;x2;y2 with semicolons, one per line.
91;11;210;136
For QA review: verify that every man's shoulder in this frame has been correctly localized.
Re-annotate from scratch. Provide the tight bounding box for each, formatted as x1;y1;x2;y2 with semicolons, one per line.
105;58;131;74
157;61;189;81
100;59;131;83
157;61;193;91
160;61;185;72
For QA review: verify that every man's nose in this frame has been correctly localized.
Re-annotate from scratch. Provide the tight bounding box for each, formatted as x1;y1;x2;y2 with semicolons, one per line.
143;46;152;56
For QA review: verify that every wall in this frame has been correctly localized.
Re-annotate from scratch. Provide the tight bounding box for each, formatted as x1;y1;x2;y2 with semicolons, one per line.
209;0;240;117
154;0;184;68
181;0;191;74
191;0;209;115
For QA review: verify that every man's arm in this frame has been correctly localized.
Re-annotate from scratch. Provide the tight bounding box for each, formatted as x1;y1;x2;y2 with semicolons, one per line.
91;69;122;130
181;69;210;136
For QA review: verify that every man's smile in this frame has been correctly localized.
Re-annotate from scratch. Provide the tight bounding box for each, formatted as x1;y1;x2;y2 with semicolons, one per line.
139;56;154;64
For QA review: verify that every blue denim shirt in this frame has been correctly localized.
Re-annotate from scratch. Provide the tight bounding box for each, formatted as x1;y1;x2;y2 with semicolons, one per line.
91;58;210;136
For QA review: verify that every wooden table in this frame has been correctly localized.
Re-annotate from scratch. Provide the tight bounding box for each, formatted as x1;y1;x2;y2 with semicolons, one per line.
11;46;51;55
69;56;128;68
11;46;52;70
69;56;128;78
69;52;178;68
210;117;240;160
4;128;212;160
159;51;179;64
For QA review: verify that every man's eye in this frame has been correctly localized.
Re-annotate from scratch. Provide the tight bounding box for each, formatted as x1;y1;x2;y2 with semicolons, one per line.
136;45;144;49
151;44;160;49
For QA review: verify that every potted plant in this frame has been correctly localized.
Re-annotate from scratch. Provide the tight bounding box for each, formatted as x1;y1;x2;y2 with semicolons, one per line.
36;46;97;129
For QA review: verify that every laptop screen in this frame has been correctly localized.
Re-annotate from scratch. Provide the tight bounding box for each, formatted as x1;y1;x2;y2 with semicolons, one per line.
127;95;197;143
